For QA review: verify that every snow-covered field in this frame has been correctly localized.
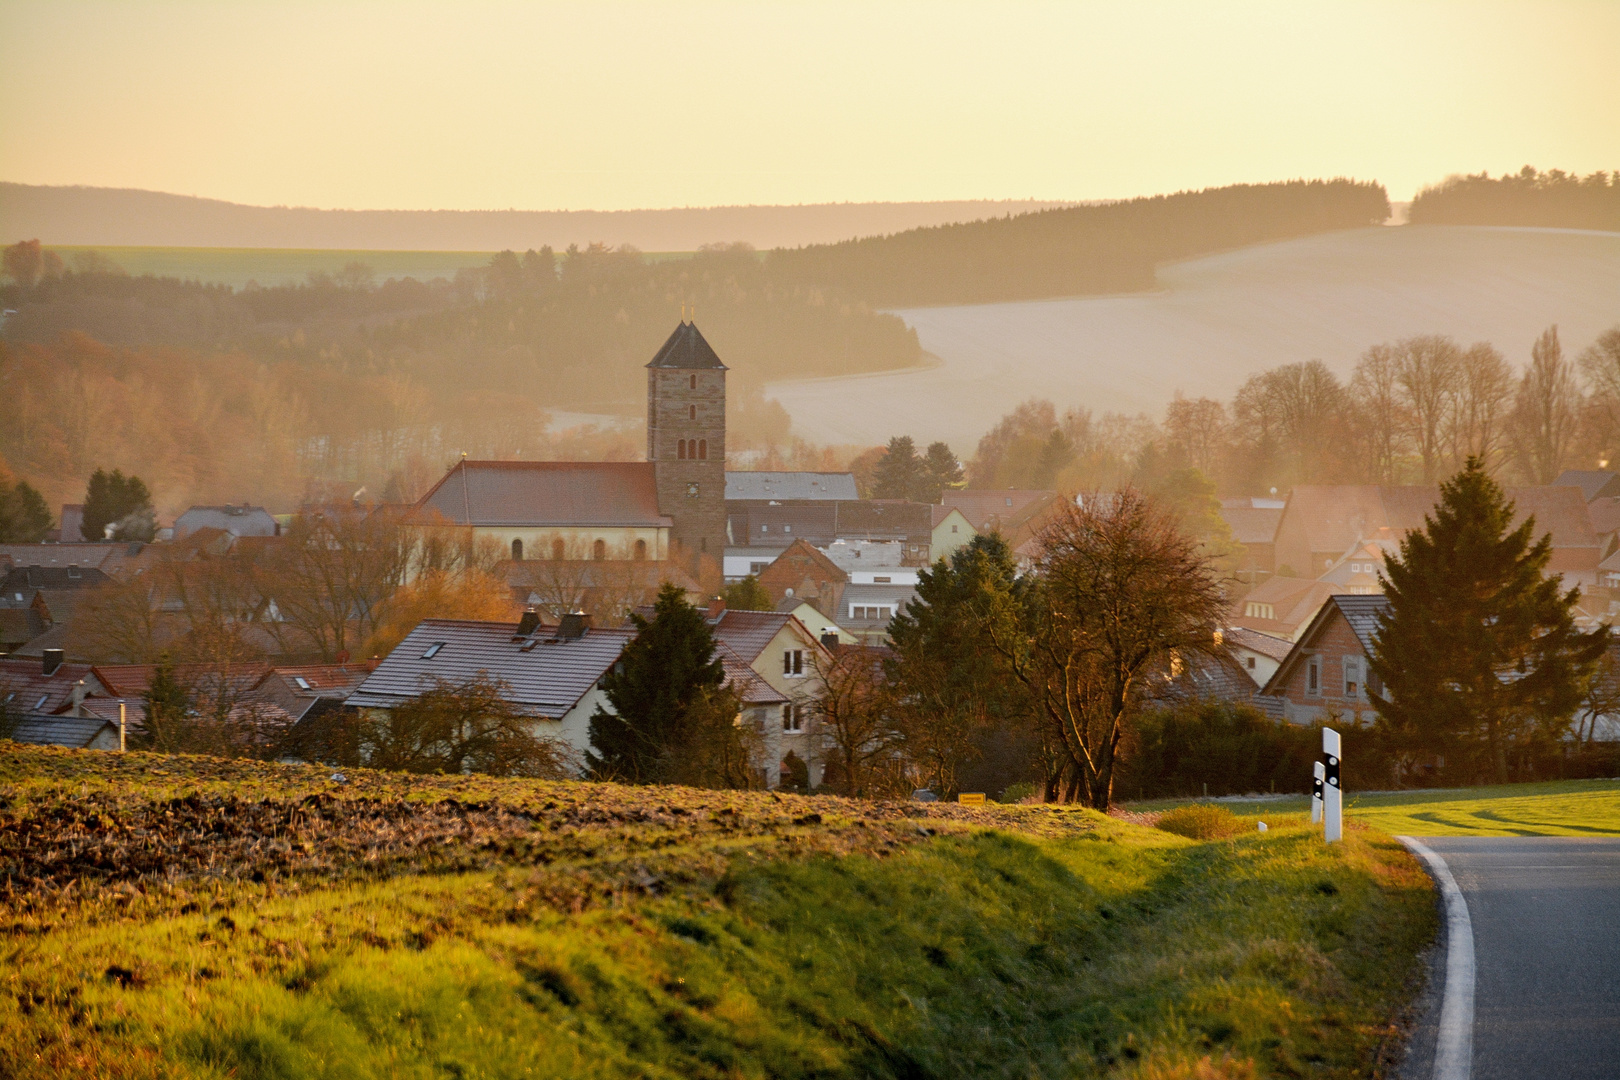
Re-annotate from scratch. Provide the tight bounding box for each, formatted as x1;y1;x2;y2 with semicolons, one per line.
765;226;1620;453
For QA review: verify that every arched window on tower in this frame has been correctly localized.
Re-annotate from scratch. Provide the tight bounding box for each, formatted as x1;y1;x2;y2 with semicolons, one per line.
678;439;687;459
689;374;697;390
689;404;697;421
552;538;565;561
593;539;606;560
698;439;707;460
634;539;647;560
511;538;523;561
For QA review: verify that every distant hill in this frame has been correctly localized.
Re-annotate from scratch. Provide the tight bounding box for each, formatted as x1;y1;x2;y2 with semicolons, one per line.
1410;167;1620;231
0;183;1075;252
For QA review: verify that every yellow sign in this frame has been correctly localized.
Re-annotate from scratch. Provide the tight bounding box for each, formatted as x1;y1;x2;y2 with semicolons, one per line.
958;792;986;806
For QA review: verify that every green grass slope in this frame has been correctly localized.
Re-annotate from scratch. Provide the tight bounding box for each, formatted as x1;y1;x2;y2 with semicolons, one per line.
1136;778;1620;838
0;745;1435;1079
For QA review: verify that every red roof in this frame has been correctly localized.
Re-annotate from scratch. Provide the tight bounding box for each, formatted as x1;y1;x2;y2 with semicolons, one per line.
92;662;270;699
942;489;1058;531
0;657;107;714
412;461;672;529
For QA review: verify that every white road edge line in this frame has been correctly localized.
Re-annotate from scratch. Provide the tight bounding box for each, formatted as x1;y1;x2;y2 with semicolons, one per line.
1399;837;1475;1080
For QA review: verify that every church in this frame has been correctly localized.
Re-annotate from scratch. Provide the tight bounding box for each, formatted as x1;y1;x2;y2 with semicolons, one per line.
407;321;729;583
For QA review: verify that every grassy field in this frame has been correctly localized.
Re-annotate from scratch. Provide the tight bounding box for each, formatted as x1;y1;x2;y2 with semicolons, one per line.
0;744;1436;1078
1125;778;1620;838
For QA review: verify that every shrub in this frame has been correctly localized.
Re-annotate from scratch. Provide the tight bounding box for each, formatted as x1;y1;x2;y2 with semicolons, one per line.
1156;803;1245;840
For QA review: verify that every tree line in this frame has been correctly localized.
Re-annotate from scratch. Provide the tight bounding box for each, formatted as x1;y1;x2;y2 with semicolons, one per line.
963;324;1620;498
1410;167;1620;231
766;179;1391;307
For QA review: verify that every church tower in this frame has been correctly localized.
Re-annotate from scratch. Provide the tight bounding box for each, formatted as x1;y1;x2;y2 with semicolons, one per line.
647;321;727;568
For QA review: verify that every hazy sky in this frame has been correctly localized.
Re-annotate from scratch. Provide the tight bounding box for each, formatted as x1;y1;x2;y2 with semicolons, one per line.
1;1;1615;211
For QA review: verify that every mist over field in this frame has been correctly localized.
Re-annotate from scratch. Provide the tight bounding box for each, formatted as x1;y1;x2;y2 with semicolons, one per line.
771;224;1620;451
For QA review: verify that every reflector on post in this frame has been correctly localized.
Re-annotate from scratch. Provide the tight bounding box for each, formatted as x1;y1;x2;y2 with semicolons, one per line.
1311;760;1324;824
1323;727;1342;843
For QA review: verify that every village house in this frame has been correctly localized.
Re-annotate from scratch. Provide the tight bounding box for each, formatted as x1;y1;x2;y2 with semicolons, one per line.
347;613;633;772
1218;496;1285;587
1220;626;1294;688
1228;575;1357;641
708;607;832;787
174;505;280;540
755;539;847;617
930;505;976;564
1257;595;1390;726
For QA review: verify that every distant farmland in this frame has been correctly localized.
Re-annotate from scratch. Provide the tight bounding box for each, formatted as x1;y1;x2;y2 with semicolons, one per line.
768;225;1620;453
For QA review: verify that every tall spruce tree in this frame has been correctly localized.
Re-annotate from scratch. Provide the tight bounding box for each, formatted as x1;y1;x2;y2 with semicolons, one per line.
919;441;965;503
871;436;924;501
0;480;53;542
82;468;156;542
1370;457;1608;782
587;582;727;783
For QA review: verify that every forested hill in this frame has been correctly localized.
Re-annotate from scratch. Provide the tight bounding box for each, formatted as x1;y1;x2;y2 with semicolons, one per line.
1409;168;1620;231
765;179;1391;308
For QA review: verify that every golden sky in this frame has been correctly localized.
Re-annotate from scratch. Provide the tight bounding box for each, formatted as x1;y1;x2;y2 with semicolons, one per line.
1;0;1615;211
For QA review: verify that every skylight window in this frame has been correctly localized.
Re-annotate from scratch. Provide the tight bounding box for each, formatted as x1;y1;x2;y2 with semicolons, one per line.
294;677;312;690
421;642;446;659
34;695;48;710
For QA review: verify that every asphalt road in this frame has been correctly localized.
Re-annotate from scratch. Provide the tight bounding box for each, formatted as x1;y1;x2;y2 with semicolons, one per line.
1402;837;1620;1080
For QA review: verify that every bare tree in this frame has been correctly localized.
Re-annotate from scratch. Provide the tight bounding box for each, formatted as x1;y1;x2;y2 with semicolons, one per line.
1577;325;1620;464
259;510;408;661
1232;361;1349;486
1393;335;1462;483
814;645;907;797
985;490;1225;808
1162;395;1228;475
1511;326;1585;483
358;673;574;777
1349;344;1409;483
1445;343;1516;475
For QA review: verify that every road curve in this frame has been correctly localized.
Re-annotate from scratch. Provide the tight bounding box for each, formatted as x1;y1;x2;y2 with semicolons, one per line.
1401;837;1620;1080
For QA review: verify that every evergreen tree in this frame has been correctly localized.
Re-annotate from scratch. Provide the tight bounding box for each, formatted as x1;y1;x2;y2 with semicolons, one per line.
1370;457;1608;783
722;575;775;611
587;582;727;783
138;654;193;753
1031;429;1076;489
871;436;924;500
0;480;53;542
82;468;156;542
919;441;965;503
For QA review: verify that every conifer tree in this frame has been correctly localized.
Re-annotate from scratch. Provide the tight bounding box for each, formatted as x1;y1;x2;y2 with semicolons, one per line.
0;480;53;543
82;468;155;542
138;654;193;753
919;441;964;503
587;582;727;783
871;436;924;501
722;575;775;612
1370;457;1608;782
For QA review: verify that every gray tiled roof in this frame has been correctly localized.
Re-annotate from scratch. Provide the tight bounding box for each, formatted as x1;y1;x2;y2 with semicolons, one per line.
175;506;279;539
8;713;117;748
1330;595;1391;653
413;461;670;528
347;618;634;717
711;610;796;664
645;321;727;369
725;472;858;501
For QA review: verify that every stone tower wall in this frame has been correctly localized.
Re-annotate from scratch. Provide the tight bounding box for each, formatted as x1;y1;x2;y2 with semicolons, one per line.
648;366;727;562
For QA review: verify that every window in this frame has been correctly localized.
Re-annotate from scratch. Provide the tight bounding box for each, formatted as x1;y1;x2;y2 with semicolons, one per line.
760;524;769;533
593;539;606;560
873;576;891;583
783;649;804;677
750;561;768;574
1246;656;1256;670
294;677;312;690
1367;669;1384;697
1343;657;1361;698
67;566;81;579
783;525;792;533
1244;602;1275;620
698;438;707;460
951;524;958;533
421;642;446;659
689;374;697;390
634;539;647;560
1306;657;1321;696
849;604;896;620
689;405;697;421
511;538;524;561
552;538;566;560
782;703;804;733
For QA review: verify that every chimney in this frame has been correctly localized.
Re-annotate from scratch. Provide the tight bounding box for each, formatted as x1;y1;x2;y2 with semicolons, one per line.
820;630;841;649
707;597;726;620
42;648;65;676
71;679;87;708
516;608;541;637
557;611;591;640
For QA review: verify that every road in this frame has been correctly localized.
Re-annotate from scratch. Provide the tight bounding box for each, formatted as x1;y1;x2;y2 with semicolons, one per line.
1401;837;1620;1080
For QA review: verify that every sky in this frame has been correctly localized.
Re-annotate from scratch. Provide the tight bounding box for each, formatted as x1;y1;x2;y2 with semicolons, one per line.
0;1;1616;212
